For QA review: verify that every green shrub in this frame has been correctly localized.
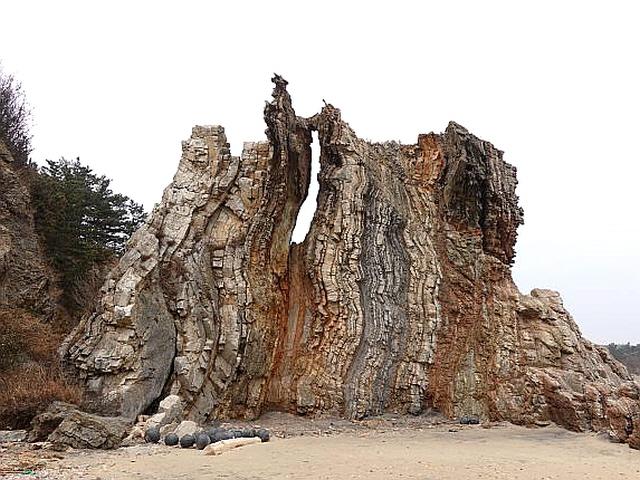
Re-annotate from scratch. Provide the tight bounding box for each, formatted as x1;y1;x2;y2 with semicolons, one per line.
30;158;146;308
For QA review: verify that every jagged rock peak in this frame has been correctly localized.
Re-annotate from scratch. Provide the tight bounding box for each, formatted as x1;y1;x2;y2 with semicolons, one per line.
62;77;640;449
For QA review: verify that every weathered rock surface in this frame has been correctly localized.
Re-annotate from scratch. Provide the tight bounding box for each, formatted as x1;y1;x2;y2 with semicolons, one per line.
47;410;129;450
29;401;129;449
172;420;198;439
63;76;311;420
63;76;640;449
145;394;182;430
0;429;27;443
28;401;78;442
0;141;58;318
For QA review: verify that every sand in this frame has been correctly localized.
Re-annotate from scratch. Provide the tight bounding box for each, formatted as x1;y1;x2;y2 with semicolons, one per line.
1;417;639;479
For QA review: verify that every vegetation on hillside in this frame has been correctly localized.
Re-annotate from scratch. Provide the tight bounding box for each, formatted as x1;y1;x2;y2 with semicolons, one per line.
0;64;146;427
0;64;31;165
30;158;146;308
0;309;83;428
608;343;640;375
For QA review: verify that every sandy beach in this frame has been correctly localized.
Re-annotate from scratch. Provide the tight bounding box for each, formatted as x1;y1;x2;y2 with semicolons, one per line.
2;416;638;480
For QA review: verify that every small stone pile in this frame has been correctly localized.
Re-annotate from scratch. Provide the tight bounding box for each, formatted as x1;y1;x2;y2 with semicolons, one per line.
139;395;270;452
143;421;270;451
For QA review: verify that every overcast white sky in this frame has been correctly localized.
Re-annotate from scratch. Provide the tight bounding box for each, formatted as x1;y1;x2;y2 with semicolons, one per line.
1;1;638;343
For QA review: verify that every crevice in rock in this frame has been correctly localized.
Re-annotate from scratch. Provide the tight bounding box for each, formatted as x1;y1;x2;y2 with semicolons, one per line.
291;131;320;244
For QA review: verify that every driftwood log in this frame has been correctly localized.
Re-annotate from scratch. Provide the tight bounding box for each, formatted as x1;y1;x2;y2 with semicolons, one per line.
202;437;262;456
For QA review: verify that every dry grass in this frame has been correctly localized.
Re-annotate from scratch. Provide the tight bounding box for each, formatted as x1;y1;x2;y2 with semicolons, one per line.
0;363;82;429
0;308;58;369
0;308;83;429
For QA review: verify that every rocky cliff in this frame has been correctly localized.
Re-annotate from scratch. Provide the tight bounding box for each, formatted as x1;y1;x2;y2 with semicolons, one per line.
62;76;640;449
0;141;59;318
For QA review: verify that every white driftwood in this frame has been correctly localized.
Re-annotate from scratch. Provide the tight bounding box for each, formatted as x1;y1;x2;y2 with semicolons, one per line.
202;436;262;455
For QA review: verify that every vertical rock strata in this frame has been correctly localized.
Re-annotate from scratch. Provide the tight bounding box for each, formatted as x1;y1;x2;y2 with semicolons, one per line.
64;78;640;449
64;76;311;420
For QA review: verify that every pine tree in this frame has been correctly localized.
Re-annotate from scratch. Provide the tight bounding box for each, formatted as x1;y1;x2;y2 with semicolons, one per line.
31;158;146;303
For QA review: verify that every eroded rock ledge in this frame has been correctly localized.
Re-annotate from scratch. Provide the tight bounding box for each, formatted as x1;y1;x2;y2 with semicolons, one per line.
62;76;640;449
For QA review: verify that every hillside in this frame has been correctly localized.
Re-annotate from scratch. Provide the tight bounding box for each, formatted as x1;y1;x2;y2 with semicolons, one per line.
608;344;640;375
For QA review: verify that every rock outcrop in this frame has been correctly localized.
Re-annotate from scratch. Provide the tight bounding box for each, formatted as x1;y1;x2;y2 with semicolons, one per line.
63;76;640;449
47;410;129;450
29;401;129;449
0;141;58;318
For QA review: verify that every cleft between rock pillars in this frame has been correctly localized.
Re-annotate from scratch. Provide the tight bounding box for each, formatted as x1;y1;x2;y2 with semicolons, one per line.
62;76;640;449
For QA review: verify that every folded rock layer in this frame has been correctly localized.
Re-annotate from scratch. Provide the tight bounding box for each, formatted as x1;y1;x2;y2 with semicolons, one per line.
63;76;640;449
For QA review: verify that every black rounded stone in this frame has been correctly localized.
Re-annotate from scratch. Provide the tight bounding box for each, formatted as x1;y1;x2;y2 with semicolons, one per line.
179;434;195;448
164;433;179;446
208;428;227;443
241;428;257;438
144;426;161;443
196;433;211;450
228;428;244;439
468;415;480;425
256;428;270;442
459;415;480;425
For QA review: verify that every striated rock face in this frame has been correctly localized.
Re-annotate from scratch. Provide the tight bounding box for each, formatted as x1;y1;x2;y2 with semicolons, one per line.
63;77;311;419
0;141;58;318
63;76;640;449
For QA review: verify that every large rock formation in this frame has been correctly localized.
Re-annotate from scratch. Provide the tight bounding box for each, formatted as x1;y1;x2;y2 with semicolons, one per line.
63;76;640;449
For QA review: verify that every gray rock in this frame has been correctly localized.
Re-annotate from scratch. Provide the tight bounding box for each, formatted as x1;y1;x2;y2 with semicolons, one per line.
256;428;270;442
145;412;166;430
159;421;179;437
227;428;244;439
144;426;161;443
147;395;183;430
459;415;480;425
0;430;27;443
28;402;78;442
209;428;231;443
195;433;210;450
158;395;182;419
121;424;144;446
173;420;198;439
164;433;179;446
206;426;223;438
179;434;195;448
48;410;130;450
